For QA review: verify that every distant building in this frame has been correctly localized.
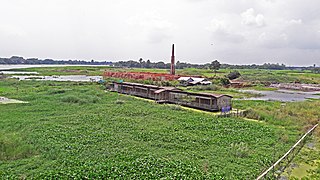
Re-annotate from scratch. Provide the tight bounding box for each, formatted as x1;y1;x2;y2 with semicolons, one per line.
178;77;212;86
108;82;232;112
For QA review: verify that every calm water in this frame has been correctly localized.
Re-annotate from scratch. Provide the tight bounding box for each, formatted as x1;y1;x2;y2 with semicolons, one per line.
239;89;320;102
12;75;103;82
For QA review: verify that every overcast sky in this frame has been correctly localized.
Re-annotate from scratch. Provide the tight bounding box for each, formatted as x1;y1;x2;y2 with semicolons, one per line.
1;0;320;66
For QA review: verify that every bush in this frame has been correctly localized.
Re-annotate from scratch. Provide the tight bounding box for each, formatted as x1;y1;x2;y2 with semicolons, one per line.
48;89;66;95
0;133;36;160
243;109;261;120
227;71;241;80
115;99;125;104
166;104;183;111
220;78;230;86
230;142;249;158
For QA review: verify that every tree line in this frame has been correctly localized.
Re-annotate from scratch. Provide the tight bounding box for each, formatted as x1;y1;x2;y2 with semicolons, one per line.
1;56;318;73
0;56;112;65
114;58;292;70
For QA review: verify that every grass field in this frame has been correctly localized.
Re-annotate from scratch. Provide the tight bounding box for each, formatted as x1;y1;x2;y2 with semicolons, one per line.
0;79;299;179
1;66;320;178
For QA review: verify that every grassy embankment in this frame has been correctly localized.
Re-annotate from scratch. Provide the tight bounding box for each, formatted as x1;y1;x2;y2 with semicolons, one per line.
0;78;299;179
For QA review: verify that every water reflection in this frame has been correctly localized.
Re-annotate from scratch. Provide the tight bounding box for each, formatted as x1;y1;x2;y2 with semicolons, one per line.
238;89;320;102
12;75;103;82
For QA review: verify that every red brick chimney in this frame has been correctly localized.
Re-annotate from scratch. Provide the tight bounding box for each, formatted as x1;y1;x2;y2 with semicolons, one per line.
170;44;175;75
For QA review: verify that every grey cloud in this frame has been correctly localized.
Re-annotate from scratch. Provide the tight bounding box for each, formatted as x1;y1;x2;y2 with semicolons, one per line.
127;11;174;44
206;19;245;44
1;0;320;65
146;29;171;44
258;20;320;50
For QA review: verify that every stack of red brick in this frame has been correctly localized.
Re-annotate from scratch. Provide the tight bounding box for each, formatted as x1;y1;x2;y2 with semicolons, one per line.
103;71;180;81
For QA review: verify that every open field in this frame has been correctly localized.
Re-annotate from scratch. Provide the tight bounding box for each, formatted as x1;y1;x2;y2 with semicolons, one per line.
1;66;320;178
0;79;300;179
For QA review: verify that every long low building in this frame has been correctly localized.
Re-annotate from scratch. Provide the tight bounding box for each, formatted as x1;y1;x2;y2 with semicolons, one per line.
108;82;232;112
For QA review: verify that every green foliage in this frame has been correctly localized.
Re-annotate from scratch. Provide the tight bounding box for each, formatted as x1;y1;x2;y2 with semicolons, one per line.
115;99;125;104
166;104;183;111
47;89;66;94
311;67;320;74
61;94;100;104
227;71;241;80
0;79;301;179
220;78;230;86
209;60;221;76
0;133;36;161
230;142;249;158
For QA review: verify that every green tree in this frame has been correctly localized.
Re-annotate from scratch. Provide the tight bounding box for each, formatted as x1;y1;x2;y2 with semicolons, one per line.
139;58;143;68
209;60;221;76
146;59;151;68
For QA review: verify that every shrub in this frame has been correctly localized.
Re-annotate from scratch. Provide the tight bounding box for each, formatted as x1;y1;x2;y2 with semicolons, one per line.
115;99;125;104
0;133;36;160
166;104;183;111
227;71;241;80
243;109;261;120
48;89;66;95
230;142;249;158
220;78;230;86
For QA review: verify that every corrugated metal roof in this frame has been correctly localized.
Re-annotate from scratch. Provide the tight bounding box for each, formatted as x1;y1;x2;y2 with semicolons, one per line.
169;90;232;98
113;81;231;98
117;82;159;88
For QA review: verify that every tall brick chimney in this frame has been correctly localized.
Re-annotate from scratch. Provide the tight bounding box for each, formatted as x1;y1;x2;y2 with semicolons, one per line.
170;44;175;75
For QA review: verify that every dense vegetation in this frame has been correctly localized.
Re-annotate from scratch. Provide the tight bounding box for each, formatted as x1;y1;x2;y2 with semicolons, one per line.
2;56;319;73
0;79;299;179
0;56;111;65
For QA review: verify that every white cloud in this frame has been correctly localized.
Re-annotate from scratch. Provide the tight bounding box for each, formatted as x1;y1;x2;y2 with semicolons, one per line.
241;8;266;27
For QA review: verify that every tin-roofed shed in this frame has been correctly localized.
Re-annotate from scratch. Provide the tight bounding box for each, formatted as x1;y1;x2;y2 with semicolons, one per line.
108;82;232;112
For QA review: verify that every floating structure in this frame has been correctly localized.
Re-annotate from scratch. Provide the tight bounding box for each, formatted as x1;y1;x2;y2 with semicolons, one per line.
108;82;232;111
